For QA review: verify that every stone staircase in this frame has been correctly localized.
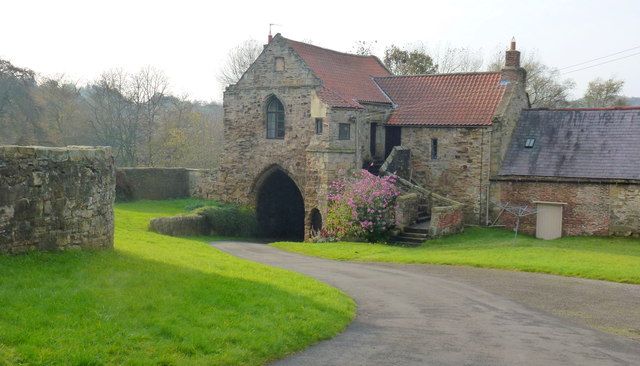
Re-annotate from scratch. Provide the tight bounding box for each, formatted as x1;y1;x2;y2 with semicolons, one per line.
391;203;430;246
379;146;465;246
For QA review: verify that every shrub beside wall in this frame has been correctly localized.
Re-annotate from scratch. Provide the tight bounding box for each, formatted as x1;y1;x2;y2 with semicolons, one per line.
196;206;258;237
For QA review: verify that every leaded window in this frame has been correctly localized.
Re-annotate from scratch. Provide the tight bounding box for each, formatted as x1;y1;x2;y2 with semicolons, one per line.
266;97;285;139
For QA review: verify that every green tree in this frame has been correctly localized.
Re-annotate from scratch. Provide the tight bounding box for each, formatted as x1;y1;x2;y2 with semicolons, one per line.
383;45;437;75
580;78;627;107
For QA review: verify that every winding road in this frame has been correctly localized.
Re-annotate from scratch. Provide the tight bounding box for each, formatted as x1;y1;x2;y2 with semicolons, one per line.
213;242;640;366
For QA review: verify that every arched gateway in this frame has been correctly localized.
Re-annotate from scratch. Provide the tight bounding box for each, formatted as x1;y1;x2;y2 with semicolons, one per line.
255;167;305;241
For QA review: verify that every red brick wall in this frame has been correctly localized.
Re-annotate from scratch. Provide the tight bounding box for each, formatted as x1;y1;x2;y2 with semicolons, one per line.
495;181;610;236
430;205;464;237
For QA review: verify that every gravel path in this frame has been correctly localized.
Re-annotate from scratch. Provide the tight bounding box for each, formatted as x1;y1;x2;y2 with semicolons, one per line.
213;242;640;366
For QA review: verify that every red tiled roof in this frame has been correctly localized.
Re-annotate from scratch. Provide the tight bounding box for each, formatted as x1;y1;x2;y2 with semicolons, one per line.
374;72;507;126
285;38;392;108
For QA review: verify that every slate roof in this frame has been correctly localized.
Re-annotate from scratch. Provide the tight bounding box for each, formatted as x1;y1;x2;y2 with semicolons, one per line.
285;38;392;108
373;72;507;126
499;107;640;180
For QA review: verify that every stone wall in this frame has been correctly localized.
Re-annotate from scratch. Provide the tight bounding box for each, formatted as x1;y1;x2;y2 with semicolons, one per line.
0;145;115;254
187;169;218;199
116;167;217;201
217;36;390;239
429;205;465;237
117;167;189;200
395;193;420;230
401;126;491;224
493;179;640;237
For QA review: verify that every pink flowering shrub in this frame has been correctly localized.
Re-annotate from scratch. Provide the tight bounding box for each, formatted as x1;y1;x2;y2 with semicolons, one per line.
325;170;400;242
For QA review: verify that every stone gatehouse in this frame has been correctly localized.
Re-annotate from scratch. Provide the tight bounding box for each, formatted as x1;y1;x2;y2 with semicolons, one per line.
216;34;529;240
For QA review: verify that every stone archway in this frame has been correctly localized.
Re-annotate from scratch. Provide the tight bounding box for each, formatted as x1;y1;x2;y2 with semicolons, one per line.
256;168;305;241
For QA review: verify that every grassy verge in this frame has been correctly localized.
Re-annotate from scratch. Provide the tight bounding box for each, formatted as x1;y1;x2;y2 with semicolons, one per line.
0;199;354;365
273;227;640;284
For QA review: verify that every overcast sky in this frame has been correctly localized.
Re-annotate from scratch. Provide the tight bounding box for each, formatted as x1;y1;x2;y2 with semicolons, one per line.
2;0;639;102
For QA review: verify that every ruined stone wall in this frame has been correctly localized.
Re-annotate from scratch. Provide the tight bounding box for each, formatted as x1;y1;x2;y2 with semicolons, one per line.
401;126;491;224
494;180;640;237
117;168;189;200
0;146;115;254
115;168;217;201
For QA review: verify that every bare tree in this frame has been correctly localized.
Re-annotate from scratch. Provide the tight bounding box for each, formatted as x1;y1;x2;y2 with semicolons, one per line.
34;75;90;145
217;40;262;87
488;51;575;108
429;45;484;73
579;78;626;107
131;66;169;166
352;40;378;56
84;69;140;165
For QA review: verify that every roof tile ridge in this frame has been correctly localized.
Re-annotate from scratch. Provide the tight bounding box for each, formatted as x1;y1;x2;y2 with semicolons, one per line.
373;71;501;80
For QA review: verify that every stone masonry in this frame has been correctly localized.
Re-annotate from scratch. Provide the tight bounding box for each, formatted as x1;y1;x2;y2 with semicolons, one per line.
0;146;115;254
216;35;378;238
216;34;528;239
494;180;640;237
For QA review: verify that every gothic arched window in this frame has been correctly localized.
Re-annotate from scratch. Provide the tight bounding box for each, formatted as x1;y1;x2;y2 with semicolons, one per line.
266;97;285;139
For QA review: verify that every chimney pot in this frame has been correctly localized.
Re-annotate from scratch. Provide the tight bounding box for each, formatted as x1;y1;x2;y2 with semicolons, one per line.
504;37;520;68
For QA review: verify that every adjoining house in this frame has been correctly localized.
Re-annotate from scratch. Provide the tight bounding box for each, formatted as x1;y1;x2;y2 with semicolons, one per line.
494;107;640;237
216;34;528;240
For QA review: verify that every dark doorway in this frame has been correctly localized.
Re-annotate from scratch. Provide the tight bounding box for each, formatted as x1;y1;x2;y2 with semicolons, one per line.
310;208;322;234
256;169;305;241
370;123;377;158
385;126;402;159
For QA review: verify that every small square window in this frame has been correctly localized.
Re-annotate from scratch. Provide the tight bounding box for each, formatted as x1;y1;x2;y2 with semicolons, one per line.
525;138;535;148
431;138;438;160
275;57;285;71
338;123;351;140
315;118;323;134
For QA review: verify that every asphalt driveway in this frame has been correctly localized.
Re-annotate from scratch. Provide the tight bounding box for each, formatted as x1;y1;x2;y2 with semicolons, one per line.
213;242;640;366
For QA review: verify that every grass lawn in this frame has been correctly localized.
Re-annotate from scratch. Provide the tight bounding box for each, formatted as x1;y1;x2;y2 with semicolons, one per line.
0;199;354;365
273;227;640;284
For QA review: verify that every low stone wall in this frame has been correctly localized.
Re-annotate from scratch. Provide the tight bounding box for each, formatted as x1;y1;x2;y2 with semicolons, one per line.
494;180;640;237
0;145;115;254
395;193;420;230
430;205;464;237
149;214;208;236
116;167;217;201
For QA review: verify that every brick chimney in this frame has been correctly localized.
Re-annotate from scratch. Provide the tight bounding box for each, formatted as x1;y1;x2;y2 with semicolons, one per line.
501;37;526;84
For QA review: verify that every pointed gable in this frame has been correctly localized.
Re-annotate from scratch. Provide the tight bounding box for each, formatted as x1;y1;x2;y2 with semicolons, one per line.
284;37;392;108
